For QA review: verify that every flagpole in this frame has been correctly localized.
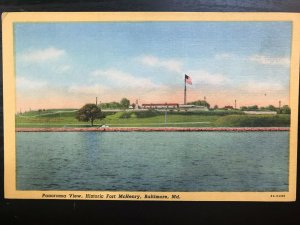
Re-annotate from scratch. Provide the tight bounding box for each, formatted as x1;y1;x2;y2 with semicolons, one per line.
184;76;187;104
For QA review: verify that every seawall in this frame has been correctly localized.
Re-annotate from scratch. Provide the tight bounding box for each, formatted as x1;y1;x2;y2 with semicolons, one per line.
16;127;290;132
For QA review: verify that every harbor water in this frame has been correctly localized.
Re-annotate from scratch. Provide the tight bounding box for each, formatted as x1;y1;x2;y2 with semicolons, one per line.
16;132;289;191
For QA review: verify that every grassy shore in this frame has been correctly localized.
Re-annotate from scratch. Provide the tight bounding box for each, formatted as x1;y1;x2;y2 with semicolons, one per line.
15;109;291;128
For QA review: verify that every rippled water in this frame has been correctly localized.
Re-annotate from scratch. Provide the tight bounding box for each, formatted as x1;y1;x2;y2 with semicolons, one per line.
16;132;289;191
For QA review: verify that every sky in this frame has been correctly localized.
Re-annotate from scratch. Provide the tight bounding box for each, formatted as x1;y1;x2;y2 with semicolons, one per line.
14;22;292;110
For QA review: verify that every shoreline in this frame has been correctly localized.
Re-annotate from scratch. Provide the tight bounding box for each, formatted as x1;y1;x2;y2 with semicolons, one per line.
16;127;290;132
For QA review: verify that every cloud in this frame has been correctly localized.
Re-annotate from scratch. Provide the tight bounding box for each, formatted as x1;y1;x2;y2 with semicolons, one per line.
19;47;66;63
67;68;171;102
139;55;183;73
68;69;172;103
91;68;165;90
240;81;285;93
54;65;72;73
215;53;290;67
215;53;235;60
69;84;108;95
186;70;228;85
249;55;290;66
16;76;47;90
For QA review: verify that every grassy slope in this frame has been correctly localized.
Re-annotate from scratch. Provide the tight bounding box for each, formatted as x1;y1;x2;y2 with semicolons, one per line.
15;109;290;128
214;114;290;127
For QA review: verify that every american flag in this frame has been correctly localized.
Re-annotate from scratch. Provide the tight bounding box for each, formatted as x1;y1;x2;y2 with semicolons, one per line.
185;74;192;85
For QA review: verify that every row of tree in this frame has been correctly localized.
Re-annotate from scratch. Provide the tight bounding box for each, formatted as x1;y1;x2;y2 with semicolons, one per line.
100;98;130;109
96;97;291;114
240;105;291;114
195;101;291;114
188;100;291;114
187;100;210;108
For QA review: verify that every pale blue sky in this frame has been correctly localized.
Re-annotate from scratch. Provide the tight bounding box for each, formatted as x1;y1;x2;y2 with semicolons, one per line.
14;22;292;109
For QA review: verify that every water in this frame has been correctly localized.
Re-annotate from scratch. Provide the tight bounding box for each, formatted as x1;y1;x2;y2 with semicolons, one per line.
16;132;289;191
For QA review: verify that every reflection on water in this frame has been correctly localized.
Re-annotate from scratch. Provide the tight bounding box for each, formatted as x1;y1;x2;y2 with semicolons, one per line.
16;132;289;191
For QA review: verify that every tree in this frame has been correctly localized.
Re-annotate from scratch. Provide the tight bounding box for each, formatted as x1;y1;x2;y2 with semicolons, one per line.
224;105;234;110
265;105;277;111
247;105;258;111
214;105;219;110
280;105;291;114
240;105;258;111
120;98;130;109
188;100;210;109
100;102;122;109
76;104;105;126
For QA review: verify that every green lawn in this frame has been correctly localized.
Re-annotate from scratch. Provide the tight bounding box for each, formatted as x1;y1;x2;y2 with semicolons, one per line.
15;109;291;128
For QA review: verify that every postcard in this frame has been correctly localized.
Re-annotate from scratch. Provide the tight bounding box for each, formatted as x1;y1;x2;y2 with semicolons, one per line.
2;12;299;201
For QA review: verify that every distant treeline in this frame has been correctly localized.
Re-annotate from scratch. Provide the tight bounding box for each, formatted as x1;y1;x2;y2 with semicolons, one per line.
93;97;291;115
187;100;290;114
240;105;290;114
187;100;210;108
100;98;131;109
